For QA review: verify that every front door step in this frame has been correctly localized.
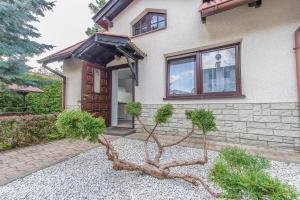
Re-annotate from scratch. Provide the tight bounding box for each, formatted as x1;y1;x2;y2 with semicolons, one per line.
105;127;136;137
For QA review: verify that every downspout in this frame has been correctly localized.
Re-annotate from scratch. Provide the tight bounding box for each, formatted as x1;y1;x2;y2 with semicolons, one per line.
295;27;300;110
42;64;66;111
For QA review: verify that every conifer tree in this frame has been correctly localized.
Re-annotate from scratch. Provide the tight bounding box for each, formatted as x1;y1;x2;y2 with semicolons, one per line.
85;0;106;36
0;0;55;85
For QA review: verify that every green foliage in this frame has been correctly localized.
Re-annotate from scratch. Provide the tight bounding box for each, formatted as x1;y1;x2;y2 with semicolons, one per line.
185;109;216;134
85;0;106;36
28;81;62;114
0;0;55;85
0;92;24;113
154;104;173;124
0;114;61;151
125;101;142;117
56;110;106;143
210;146;298;200
0;72;61;114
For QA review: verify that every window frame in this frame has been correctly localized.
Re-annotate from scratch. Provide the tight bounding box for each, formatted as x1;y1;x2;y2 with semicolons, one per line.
132;12;167;37
165;43;242;100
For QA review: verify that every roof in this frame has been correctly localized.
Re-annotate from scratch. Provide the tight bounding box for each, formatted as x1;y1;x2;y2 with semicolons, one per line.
38;40;86;64
7;84;44;94
38;33;146;65
93;0;134;29
200;0;260;18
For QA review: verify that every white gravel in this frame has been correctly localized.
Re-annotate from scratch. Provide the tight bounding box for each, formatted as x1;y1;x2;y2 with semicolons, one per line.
0;138;299;200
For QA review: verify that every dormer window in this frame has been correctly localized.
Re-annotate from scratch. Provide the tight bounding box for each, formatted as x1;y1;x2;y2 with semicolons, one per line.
132;12;166;36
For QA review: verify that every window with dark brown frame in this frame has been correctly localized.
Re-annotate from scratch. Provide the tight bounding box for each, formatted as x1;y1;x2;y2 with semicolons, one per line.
132;12;166;36
166;43;242;99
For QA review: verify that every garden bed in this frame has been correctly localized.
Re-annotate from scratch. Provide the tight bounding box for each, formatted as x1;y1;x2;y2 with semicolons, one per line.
0;138;299;200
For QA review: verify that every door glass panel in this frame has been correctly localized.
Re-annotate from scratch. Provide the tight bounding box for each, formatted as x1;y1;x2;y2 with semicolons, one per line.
94;68;101;93
202;47;236;93
169;57;196;95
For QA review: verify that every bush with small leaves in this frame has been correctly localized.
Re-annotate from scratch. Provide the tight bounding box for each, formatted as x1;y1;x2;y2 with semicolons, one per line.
125;102;142;117
210;146;299;200
56;110;106;142
154;104;173;124
185;109;216;134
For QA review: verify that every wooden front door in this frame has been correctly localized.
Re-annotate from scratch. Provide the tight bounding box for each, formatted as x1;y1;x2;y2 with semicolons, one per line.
81;61;111;126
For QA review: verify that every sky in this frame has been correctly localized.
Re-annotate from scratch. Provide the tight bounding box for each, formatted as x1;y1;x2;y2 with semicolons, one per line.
28;0;96;70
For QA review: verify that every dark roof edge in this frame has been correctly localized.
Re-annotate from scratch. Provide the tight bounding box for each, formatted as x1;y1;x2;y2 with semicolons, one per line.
92;0;133;28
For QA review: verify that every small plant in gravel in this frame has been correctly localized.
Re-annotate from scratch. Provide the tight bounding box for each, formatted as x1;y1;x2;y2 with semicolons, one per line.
209;147;299;200
56;110;106;142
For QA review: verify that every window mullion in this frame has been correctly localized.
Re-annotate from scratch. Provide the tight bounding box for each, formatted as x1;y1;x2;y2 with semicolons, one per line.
196;52;202;95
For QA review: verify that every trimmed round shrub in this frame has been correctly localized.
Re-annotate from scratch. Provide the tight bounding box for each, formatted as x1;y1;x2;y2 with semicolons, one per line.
56;110;106;142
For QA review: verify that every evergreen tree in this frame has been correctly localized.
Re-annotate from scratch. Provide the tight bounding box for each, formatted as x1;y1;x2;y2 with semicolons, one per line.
85;0;106;36
0;0;55;85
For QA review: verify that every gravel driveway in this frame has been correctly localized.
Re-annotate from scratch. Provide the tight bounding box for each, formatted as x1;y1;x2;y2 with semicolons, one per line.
0;138;299;200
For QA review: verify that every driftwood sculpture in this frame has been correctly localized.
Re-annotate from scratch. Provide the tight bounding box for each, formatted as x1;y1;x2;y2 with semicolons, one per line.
97;102;221;198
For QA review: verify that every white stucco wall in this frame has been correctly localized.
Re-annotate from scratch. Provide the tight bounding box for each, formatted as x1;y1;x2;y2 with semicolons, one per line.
108;0;300;104
63;58;82;109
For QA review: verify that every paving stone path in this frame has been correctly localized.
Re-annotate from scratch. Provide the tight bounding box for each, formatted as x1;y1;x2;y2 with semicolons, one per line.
0;136;119;186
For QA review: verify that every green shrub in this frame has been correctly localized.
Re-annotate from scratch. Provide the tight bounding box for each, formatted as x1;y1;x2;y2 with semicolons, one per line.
185;109;216;133
56;110;106;142
0;114;61;150
28;81;62;114
210;146;298;200
125;101;142;117
154;104;173;124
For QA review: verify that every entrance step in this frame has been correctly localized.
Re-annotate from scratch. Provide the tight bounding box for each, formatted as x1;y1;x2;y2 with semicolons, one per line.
105;127;136;137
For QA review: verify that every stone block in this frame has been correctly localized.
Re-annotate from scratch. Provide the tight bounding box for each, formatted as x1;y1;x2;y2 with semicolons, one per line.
247;122;266;129
232;122;247;132
239;110;253;121
247;128;273;135
240;133;258;140
253;116;280;123
274;130;300;137
271;103;296;110
281;117;300;124
271;110;292;116
258;135;283;142
234;104;253;110
241;139;267;146
266;123;290;130
223;109;239;115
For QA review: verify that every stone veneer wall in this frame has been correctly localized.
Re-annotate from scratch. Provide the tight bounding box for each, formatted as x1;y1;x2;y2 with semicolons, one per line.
135;103;300;152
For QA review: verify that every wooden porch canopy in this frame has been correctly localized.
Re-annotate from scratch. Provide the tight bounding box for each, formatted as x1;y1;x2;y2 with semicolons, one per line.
38;33;146;86
200;0;262;23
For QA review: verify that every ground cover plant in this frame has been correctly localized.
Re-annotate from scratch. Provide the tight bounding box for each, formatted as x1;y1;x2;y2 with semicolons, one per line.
0;114;62;151
210;147;298;200
56;103;299;199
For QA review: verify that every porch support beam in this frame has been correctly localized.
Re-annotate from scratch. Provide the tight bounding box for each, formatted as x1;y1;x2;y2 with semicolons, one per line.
117;46;139;86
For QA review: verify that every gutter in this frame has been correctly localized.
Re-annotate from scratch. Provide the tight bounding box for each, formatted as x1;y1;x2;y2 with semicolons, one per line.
42;64;66;111
295;27;300;110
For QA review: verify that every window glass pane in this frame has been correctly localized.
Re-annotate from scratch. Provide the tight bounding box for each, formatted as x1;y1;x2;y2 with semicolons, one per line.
169;57;196;95
94;69;101;93
202;47;236;93
135;28;140;35
158;15;165;22
151;15;158;24
141;17;148;33
158;21;165;29
151;23;158;30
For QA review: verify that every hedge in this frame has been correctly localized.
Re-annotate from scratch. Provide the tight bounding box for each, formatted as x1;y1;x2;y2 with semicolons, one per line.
0;114;63;151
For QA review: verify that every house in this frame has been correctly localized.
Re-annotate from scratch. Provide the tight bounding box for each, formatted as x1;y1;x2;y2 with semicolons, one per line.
39;0;300;153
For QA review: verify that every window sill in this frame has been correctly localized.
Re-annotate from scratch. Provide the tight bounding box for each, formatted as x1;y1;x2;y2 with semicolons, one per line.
163;94;246;100
131;27;167;39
